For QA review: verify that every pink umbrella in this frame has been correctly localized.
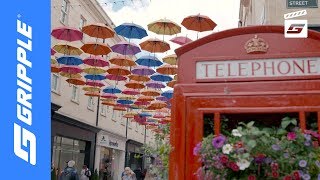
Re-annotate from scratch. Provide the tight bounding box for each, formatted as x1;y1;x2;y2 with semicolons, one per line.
60;66;82;74
86;80;105;87
122;89;140;95
153;113;165;118
170;36;193;45
105;74;127;81
51;26;83;42
51;48;56;55
101;93;118;99
134;101;150;106
83;56;109;67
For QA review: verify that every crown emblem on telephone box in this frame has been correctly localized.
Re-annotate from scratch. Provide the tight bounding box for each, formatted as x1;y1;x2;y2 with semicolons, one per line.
244;35;269;54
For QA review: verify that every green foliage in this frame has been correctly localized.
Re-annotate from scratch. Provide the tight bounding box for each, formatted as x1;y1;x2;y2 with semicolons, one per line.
91;169;99;180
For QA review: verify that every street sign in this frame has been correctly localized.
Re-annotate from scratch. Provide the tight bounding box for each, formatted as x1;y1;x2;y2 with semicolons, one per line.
287;0;318;8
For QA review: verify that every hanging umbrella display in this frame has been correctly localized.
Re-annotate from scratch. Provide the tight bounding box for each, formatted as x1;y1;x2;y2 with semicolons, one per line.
136;55;163;67
66;78;86;86
141;89;161;97
82;23;115;39
131;66;155;76
122;88;140;95
82;86;100;92
150;73;173;82
148;19;181;36
137;96;154;102
109;55;136;67
86;80;105;87
125;81;145;89
134;101;150;106
167;80;177;88
162;90;173;99
84;74;106;81
128;74;150;82
111;41;141;55
81;42;112;56
103;86;122;94
107;66;131;76
163;54;178;65
156;65;178;75
60;72;82;79
148;101;167;109
182;14;217;39
145;81;166;89
115;23;148;39
60;66;83;74
51;66;60;73
51;58;58;64
105;74;127;81
170;36;193;45
139;38;170;53
117;99;134;105
83;56;109;67
53;44;83;55
51;26;83;42
156;96;170;102
51;48;57;55
85;91;101;97
83;67;106;75
57;55;83;65
102;100;116;106
101;93;118;99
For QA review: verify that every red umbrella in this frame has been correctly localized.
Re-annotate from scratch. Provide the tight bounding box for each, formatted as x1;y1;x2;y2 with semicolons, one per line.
51;26;83;42
182;14;217;38
83;56;109;67
170;36;192;45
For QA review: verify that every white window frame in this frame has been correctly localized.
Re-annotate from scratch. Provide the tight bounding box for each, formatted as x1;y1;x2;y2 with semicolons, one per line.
60;0;69;25
51;73;60;94
71;85;79;103
100;105;106;116
87;97;95;111
79;15;86;30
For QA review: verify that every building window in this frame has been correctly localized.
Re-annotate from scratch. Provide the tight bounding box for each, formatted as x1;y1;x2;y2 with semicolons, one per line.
135;123;138;132
51;74;60;93
128;118;132;128
87;97;95;110
60;0;69;24
79;16;86;30
100;105;106;116
112;111;116;121
71;85;79;103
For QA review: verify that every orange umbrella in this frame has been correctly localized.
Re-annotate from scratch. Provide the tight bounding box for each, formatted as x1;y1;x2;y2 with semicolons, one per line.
109;55;136;67
101;100;116;106
182;14;217;39
125;81;145;89
141;89;161;96
82;23;115;39
128;74;150;82
52;44;83;55
82;86;100;92
148;101;167;109
137;96;154;102
167;80;177;88
107;66;131;76
139;38;170;53
81;42;112;56
51;66;60;73
156;65;178;75
85;91;100;97
163;54;178;65
148;19;181;35
113;106;127;111
66;78;86;85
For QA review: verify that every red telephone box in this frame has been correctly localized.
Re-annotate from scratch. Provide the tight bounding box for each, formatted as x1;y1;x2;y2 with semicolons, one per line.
169;26;320;180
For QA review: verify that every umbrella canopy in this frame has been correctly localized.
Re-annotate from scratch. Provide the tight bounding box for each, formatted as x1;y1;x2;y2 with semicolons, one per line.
117;99;134;105
128;74;150;82
123;112;138;118
60;66;82;74
51;48;57;55
86;80;105;87
167;80;177;88
148;101;167;109
51;66;60;73
170;36;192;45
82;86;100;92
150;73;173;82
125;81;145;89
103;86;122;94
153;113;165;119
60;72;82;79
163;54;178;65
82;23;115;39
101;100;116;106
141;89;161;96
109;55;136;67
53;44;83;55
156;65;178;75
118;96;136;100
85;91;101;97
84;74;106;81
145;81;166;89
162;90;173;99
137;96;154;102
105;74;127;81
148;19;181;35
156;96;170;102
66;78;86;85
139;38;170;53
107;66;131;76
182;14;217;32
83;56;109;67
111;41;141;55
115;23;148;39
101;93;118;99
131;66;155;76
57;56;83;65
81;42;112;56
122;88;140;95
83;67;106;75
51;58;58;64
51;26;83;41
136;55;163;67
134;101;150;106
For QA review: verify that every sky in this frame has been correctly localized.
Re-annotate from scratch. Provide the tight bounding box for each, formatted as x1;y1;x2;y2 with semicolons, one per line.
100;0;241;57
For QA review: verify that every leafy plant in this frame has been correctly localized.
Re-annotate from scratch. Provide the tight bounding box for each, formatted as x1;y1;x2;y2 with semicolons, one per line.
91;169;99;180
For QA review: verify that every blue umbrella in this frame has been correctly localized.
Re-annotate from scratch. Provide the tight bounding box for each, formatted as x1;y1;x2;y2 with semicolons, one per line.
117;99;134;105
162;90;173;99
150;73;173;82
136;55;163;67
103;86;122;94
139;112;152;117
84;74;106;81
115;23;148;39
57;55;83;65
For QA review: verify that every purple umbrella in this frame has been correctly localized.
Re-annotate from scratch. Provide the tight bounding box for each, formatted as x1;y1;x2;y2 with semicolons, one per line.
156;96;170;101
131;66;156;76
106;74;127;81
111;41;141;55
146;81;166;89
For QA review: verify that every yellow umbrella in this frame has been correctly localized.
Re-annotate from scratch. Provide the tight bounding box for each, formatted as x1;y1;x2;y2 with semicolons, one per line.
60;72;82;79
52;44;83;55
148;19;181;35
51;58;58;64
82;86;100;92
163;54;178;65
83;67;106;75
119;96;136;100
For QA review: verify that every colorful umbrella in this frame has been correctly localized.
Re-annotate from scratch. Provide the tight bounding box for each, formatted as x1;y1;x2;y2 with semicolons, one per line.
105;74;127;81
145;81;166;89
156;96;170;102
60;66;82;74
57;56;83;65
111;41;141;55
131;66;155;76
117;99;134;105
139;38;170;53
85;91;101;97
137;96;154;102
134;101;150;106
86;80;105;87
83;56;109;67
81;42;112;56
60;72;82;79
113;106;127;111
125;81;145;89
156;65;178;75
115;23;148;39
141;89;161;96
128;74;150;82
51;66;60;73
84;74;106;81
150;73;173;82
66;78;86;85
170;36;192;45
148;19;181;35
162;90;173;99
101;93;118;99
136;55;163;67
163;54;178;65
118;96;136;100
148;101;167;109
153;113;165;119
51;58;58;64
51;26;83;42
103;86;122;94
82;23;115;39
122;88;140;95
102;100;116;106
109;55;136;67
107;66;131;76
123;112;138;118
51;48;57;55
167;80;177;88
53;44;83;55
82;86;100;92
182;14;217;39
83;67;106;75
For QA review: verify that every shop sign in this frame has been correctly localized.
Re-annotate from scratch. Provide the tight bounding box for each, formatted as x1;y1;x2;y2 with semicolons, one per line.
98;134;125;151
196;57;320;80
287;0;318;8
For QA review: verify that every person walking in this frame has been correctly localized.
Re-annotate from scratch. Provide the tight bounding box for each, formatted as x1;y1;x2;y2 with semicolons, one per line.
59;160;79;180
122;167;136;180
80;165;91;180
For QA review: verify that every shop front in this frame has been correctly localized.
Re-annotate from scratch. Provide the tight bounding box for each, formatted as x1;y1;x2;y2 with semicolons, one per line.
125;140;144;171
95;131;126;180
169;26;320;179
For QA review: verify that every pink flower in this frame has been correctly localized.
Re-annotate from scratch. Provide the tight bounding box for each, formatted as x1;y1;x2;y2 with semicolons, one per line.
272;171;279;178
219;155;228;164
248;175;256;180
228;162;239;172
287;132;297;140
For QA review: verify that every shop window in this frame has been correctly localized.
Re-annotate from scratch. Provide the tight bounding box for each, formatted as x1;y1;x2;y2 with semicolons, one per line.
51;74;60;94
87;97;95;111
99;147;120;180
71;85;79;103
60;0;69;25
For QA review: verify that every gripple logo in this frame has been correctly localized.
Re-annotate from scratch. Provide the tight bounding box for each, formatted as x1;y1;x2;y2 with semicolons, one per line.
284;10;308;38
15;18;36;166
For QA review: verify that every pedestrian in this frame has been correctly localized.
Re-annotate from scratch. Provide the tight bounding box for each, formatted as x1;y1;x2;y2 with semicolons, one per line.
59;160;79;180
80;165;91;180
122;167;136;180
